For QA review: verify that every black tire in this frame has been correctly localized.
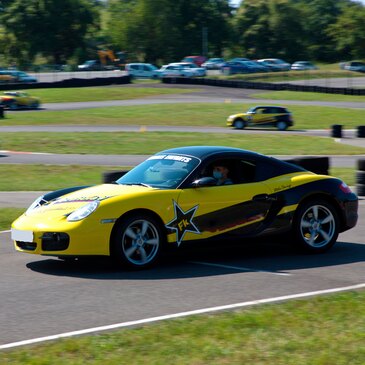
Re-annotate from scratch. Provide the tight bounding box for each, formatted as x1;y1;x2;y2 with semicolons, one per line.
293;199;339;253
111;213;164;269
233;118;246;130
276;120;288;131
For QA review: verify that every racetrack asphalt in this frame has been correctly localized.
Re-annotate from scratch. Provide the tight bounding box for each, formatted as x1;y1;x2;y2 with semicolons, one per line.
1;82;364;348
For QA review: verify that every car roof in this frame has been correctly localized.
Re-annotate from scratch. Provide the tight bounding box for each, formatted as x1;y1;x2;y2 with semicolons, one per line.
157;146;266;160
250;105;288;110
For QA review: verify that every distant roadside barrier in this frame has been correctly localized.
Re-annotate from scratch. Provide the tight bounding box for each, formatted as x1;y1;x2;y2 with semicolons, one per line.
162;77;365;96
0;75;130;91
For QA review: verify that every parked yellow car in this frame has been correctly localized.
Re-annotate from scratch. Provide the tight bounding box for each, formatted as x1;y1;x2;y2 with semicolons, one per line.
227;105;294;131
0;91;40;109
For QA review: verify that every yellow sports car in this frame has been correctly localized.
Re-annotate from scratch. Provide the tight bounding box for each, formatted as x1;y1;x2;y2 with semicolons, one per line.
0;91;40;109
11;146;358;269
227;106;294;130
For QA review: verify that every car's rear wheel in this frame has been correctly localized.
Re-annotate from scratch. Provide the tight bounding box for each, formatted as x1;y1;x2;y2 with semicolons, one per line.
111;213;164;269
233;118;246;129
276;120;288;131
31;101;39;109
293;200;339;253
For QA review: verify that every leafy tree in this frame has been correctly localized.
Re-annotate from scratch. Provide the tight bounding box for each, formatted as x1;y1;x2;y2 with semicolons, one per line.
105;0;233;64
327;2;365;60
234;0;306;61
1;0;100;64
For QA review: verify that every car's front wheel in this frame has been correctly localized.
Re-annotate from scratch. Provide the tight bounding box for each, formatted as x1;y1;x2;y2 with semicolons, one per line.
293;200;339;253
233;118;246;129
111;213;164;269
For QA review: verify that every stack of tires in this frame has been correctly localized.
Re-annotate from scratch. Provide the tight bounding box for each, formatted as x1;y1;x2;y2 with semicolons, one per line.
102;170;128;183
357;126;365;138
356;160;365;196
285;157;329;175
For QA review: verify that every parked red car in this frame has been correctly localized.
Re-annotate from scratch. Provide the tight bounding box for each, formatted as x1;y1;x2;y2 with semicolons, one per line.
181;55;207;67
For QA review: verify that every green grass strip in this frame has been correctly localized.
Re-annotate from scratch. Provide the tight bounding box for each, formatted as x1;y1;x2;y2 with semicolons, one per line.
0;86;197;103
0;290;364;364
0;166;355;193
252;90;365;102
2;103;365;130
0;132;364;155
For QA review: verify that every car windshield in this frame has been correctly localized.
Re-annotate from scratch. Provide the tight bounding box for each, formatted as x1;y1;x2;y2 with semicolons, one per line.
116;154;200;189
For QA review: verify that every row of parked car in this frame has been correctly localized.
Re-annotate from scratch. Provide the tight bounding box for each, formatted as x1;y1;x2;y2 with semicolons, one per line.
125;57;321;79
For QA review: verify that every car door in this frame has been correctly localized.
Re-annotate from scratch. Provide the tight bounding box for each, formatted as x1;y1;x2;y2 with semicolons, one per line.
16;93;29;107
173;182;274;244
253;107;274;126
169;157;277;245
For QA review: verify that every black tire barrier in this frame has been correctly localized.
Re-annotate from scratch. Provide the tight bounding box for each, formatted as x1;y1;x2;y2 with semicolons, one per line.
357;159;365;171
160;77;365;95
356;171;365;184
356;183;365;196
285;156;329;175
331;124;342;138
0;106;4;118
356;159;365;196
0;75;131;91
102;170;129;183
356;125;365;138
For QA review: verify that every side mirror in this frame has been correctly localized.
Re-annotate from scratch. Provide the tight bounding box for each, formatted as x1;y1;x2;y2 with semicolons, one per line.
190;177;217;187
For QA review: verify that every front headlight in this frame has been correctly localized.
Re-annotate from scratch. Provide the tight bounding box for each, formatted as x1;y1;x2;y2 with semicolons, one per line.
67;200;99;222
227;115;236;121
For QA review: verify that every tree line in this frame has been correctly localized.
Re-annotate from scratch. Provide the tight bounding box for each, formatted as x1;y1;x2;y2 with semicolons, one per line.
0;0;364;68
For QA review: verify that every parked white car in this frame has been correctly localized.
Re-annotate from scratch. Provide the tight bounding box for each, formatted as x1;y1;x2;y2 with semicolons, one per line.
340;61;365;73
257;58;291;71
125;63;160;79
158;64;197;77
291;61;318;71
169;62;206;76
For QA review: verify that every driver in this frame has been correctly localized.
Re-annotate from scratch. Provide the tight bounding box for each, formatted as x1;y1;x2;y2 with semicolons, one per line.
212;165;233;185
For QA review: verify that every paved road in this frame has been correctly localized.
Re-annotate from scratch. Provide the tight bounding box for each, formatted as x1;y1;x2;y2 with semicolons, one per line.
1;82;364;348
276;76;365;88
1;200;364;346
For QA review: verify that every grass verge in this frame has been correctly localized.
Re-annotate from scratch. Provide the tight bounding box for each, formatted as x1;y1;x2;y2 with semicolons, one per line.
251;90;365;102
2;103;365;130
0;86;197;103
215;69;364;83
0;290;364;364
0;166;355;193
0;132;364;155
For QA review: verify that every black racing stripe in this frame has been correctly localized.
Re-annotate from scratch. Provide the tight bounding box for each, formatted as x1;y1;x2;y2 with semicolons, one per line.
195;200;269;233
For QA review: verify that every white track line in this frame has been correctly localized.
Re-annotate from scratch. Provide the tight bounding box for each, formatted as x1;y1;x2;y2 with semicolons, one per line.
189;261;291;276
1;283;364;350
